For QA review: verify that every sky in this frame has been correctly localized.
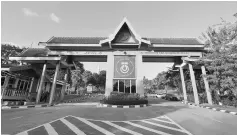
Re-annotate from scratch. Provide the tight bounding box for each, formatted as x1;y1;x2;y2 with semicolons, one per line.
1;1;237;79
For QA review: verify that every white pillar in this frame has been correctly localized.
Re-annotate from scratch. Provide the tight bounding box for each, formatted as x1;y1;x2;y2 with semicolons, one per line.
14;79;19;89
136;54;144;97
180;67;188;103
1;76;10;99
105;53;114;96
36;63;47;104
49;61;60;105
60;68;69;101
201;66;212;105
188;63;199;104
28;77;34;97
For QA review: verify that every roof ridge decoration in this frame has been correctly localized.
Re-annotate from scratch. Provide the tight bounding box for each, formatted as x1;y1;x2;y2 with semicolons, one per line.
99;17;150;48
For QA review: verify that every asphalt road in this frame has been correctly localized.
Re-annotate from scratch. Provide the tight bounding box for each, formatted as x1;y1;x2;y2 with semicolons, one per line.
1;100;237;135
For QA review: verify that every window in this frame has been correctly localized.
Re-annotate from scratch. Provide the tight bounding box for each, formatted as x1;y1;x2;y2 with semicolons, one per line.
20;81;24;90
17;80;21;89
24;82;28;91
8;77;15;88
1;77;5;86
113;79;136;93
113;80;118;92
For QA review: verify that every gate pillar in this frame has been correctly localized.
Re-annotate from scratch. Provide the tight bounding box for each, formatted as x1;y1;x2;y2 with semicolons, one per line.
136;54;144;97
105;53;114;96
188;63;199;104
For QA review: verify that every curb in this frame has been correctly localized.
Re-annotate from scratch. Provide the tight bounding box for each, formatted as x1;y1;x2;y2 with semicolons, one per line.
1;104;54;110
63;98;86;103
57;102;98;106
97;103;149;108
181;101;237;116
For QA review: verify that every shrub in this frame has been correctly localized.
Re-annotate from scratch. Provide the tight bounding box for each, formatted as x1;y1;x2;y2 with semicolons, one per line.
100;99;148;105
100;92;148;105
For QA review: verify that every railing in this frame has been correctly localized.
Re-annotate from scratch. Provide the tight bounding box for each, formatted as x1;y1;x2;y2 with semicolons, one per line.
2;88;28;99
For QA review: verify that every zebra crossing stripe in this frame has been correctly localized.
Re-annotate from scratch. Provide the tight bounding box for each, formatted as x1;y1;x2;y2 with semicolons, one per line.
142;120;187;133
60;118;86;135
124;121;172;135
152;118;174;124
44;123;59;135
15;131;28;135
103;121;143;135
72;116;116;135
163;116;193;135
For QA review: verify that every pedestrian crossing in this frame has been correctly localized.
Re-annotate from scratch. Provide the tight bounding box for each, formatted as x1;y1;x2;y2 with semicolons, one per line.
15;115;193;135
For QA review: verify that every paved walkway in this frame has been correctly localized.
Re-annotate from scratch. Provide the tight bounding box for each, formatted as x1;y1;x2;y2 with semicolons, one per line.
16;115;192;135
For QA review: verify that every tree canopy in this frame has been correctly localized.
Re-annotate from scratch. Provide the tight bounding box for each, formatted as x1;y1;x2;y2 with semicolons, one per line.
1;43;26;66
198;19;237;97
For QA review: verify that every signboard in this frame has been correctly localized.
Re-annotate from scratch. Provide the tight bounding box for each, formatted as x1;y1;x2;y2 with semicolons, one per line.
87;85;93;93
114;56;135;78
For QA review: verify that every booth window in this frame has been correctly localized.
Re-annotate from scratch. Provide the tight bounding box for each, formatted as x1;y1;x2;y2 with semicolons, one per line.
113;79;136;93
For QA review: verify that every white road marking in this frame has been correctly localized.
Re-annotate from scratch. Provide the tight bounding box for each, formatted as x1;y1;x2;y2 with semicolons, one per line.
191;112;223;123
220;110;227;112
60;118;86;135
15;116;71;134
103;121;143;135
15;131;28;135
124;121;172;135
10;116;23;120
44;123;59;135
142;120;187;133
230;112;237;115
152;118;174;124
164;115;193;135
36;111;46;114
73;116;115;135
17;123;32;128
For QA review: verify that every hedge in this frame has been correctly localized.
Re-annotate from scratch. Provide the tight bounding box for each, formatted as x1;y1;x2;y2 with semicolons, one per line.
100;99;148;105
100;92;148;105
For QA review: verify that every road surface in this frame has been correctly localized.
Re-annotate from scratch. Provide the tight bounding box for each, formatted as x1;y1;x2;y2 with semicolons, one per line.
2;100;237;135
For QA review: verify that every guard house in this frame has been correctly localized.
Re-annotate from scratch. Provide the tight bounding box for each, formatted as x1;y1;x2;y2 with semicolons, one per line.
10;18;211;105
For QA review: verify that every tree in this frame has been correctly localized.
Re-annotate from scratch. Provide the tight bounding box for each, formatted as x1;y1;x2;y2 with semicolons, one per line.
98;70;106;91
82;70;93;85
153;71;167;90
70;61;85;91
1;43;26;66
198;18;237;104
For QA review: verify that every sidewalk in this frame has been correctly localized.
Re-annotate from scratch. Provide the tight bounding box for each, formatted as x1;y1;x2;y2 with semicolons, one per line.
182;101;237;115
201;103;237;113
1;103;51;109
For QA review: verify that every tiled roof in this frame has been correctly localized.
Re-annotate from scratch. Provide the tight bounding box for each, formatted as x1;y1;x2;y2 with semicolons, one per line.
46;37;203;45
47;37;107;44
19;48;48;57
147;38;203;45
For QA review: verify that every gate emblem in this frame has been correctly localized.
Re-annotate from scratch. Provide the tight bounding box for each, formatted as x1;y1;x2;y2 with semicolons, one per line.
114;56;135;78
120;62;129;74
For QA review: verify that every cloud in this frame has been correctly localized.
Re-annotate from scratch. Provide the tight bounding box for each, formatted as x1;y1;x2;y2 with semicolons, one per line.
22;8;39;17
50;13;60;23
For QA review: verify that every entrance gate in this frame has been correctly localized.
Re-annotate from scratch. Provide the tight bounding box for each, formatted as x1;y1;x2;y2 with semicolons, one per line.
10;18;212;105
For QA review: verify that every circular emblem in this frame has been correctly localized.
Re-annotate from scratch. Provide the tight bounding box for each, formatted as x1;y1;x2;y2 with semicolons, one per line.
120;62;129;73
116;58;134;77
